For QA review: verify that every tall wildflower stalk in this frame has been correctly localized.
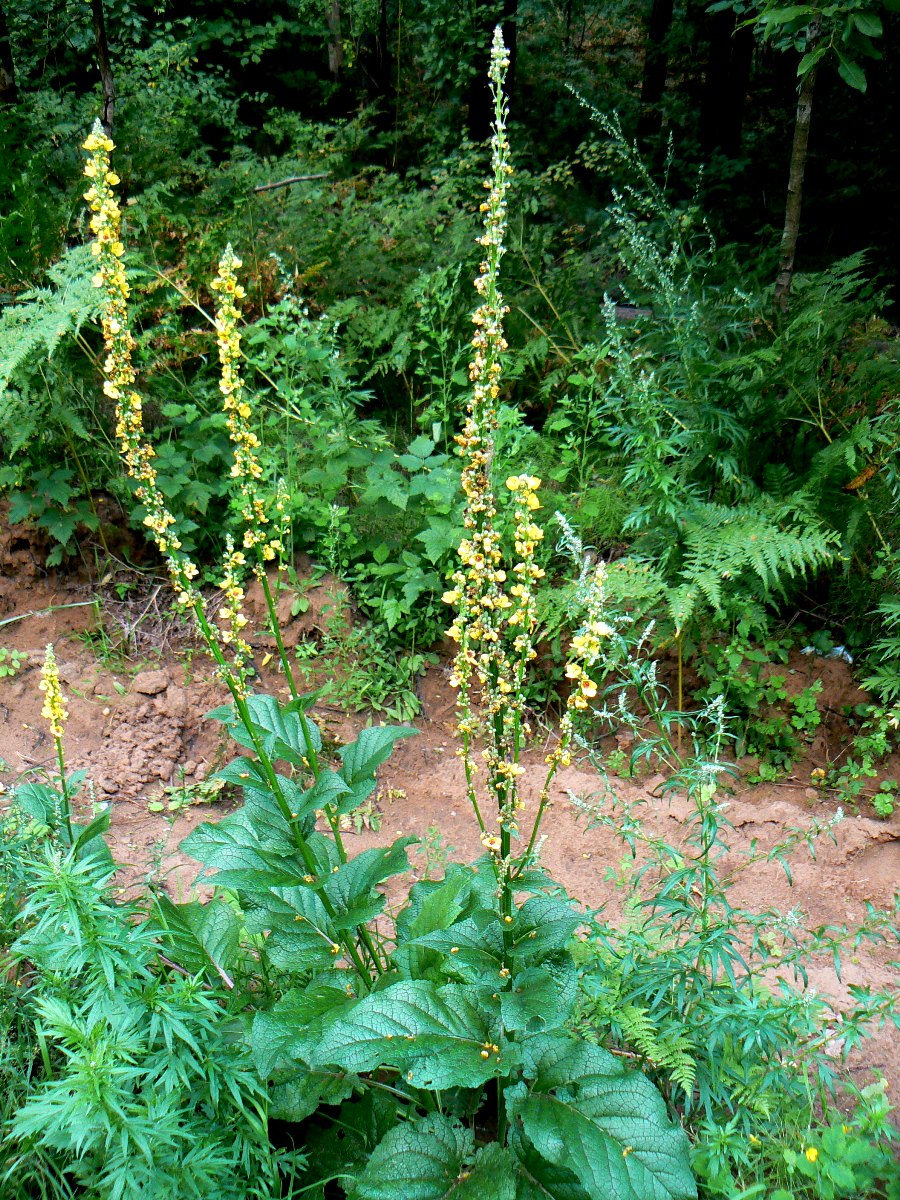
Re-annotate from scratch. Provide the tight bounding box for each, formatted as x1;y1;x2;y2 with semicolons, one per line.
82;121;379;985
38;643;73;840
446;32;612;908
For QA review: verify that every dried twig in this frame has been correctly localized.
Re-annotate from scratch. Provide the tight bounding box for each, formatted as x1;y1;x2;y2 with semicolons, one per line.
253;173;330;193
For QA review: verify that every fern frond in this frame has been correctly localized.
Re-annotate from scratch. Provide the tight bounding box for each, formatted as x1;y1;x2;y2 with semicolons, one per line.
619;1003;697;1096
666;499;837;630
0;245;99;395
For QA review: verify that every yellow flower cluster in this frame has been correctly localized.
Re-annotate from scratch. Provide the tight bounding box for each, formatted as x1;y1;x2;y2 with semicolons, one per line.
217;536;252;694
82;121;202;614
563;563;611;710
444;29;529;861
38;644;67;741
506;472;544;650
83;122;264;697
211;247;283;569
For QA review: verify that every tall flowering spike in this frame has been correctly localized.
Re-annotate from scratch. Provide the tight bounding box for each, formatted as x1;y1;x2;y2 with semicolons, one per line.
563;563;611;712
212;246;283;570
217;535;253;696
82;121;202;613
38;644;68;741
446;28;523;861
545;563;611;772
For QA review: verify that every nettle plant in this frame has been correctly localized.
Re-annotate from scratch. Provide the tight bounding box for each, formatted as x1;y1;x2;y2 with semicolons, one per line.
5;35;696;1200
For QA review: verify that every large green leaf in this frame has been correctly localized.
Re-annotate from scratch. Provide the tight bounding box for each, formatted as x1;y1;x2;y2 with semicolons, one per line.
264;885;342;971
410;914;505;980
337;725;418;789
207;694;322;767
324;836;417;929
215;759;350;829
207;766;301;849
269;1061;360;1123
180;816;308;892
509;896;582;965
350;1115;516;1200
154;894;242;984
509;1036;696;1200
312;979;510;1089
394;868;475;979
252;977;357;1076
499;962;577;1034
509;1127;589;1200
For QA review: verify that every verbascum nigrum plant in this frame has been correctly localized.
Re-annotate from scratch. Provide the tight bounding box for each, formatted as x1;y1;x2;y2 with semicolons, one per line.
444;28;614;908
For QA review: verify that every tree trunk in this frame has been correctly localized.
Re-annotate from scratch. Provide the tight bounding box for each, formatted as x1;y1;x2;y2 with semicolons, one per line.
774;20;821;309
637;0;674;142
90;0;116;135
327;0;344;77
699;8;754;157
0;2;17;105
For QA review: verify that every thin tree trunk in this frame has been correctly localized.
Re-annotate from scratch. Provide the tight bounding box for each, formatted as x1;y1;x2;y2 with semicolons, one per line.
90;0;116;135
637;0;674;142
774;19;821;309
327;0;344;76
0;2;17;105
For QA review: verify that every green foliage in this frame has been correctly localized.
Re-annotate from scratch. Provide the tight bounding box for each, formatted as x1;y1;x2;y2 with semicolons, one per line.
0;245;111;561
0;646;26;678
827;702;900;815
565;644;899;1198
860;550;900;703
294;588;433;721
0;778;286;1200
694;629;823;769
717;0;897;92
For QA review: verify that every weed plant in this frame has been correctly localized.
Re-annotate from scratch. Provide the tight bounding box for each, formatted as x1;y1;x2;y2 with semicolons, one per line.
0;32;898;1200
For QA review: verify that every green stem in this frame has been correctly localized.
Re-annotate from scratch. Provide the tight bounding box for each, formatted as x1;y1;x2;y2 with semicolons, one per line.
191;594;375;985
54;735;74;844
255;563;385;974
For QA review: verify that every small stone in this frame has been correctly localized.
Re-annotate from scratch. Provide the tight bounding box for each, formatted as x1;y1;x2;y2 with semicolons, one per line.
183;759;198;776
102;706;111;716
132;669;169;695
804;788;818;802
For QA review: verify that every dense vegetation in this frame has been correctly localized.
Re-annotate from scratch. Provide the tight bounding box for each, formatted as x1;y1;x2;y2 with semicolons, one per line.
0;3;898;1198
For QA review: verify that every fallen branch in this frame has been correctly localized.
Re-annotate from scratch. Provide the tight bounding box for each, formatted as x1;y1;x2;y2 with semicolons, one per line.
253;173;330;193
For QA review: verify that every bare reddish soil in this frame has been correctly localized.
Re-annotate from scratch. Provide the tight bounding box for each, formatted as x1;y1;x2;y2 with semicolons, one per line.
1;541;897;1101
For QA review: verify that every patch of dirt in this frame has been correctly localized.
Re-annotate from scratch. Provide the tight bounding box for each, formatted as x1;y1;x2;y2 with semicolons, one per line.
1;572;897;1100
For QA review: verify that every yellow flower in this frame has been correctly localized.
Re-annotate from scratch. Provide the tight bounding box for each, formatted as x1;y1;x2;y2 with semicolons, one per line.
82;118;203;623
805;1147;819;1163
38;644;68;740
